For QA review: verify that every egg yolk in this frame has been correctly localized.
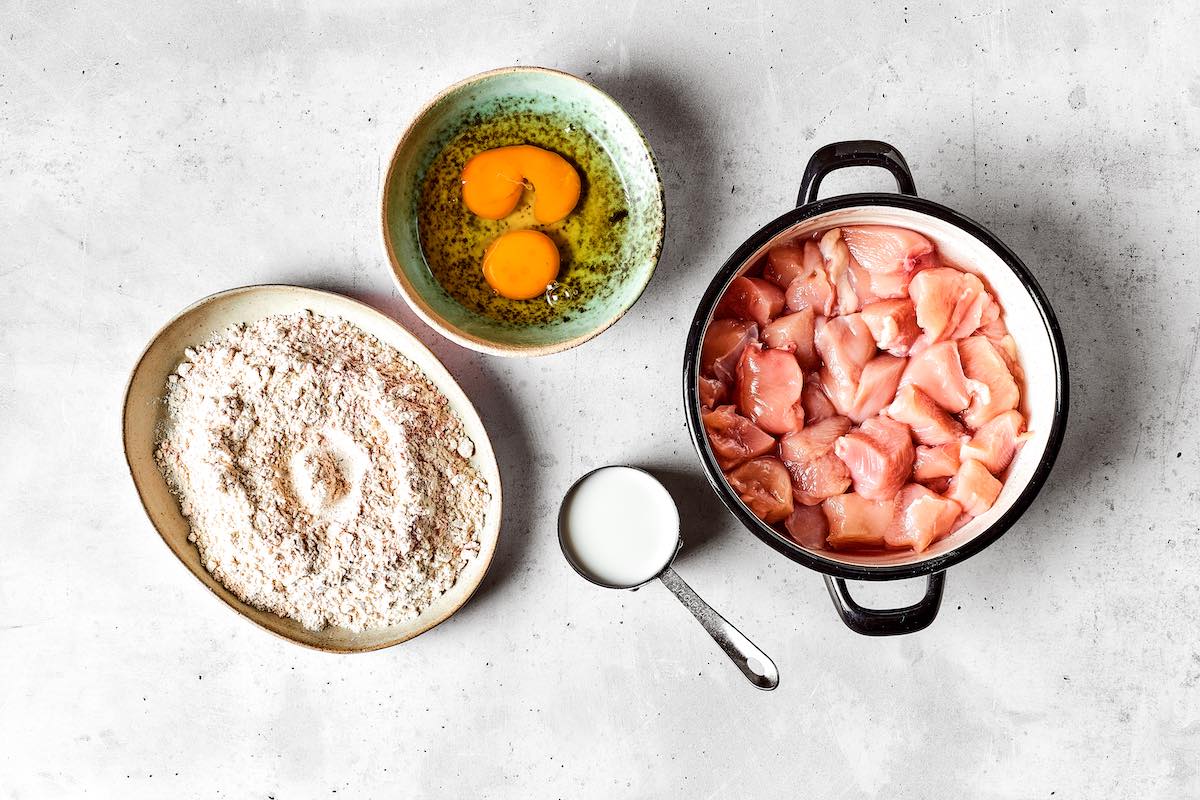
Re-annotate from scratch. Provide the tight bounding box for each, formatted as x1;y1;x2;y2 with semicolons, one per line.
460;145;581;225
481;229;560;300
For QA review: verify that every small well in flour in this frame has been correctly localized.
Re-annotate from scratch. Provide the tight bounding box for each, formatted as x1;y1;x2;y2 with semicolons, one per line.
155;311;490;632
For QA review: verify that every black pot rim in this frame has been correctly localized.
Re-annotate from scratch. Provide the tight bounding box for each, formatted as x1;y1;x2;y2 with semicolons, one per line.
682;191;1070;581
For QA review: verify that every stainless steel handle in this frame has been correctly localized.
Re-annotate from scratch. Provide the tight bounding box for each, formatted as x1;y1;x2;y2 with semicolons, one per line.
658;567;779;690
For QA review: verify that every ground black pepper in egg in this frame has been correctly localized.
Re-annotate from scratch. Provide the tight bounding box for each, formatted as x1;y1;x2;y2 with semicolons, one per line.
417;109;631;327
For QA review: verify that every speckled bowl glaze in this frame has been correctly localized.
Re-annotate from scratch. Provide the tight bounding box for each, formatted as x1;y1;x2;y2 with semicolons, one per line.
381;67;665;357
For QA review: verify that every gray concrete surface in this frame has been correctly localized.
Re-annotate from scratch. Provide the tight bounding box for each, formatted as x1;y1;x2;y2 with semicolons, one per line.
2;1;1198;796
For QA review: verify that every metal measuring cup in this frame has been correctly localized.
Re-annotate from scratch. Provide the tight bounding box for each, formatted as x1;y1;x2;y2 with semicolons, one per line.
558;466;779;690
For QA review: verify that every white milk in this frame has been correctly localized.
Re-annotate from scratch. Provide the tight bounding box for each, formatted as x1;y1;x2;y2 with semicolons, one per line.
560;466;680;588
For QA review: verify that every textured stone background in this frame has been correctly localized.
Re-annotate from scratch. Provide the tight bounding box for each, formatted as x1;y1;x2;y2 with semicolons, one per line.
2;1;1198;796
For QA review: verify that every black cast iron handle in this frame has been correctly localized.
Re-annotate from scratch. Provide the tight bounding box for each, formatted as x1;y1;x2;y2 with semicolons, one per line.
797;140;917;206
823;572;945;636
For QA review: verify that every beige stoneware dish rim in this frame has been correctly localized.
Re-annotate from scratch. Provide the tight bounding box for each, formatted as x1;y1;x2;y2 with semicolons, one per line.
379;65;666;358
121;284;503;653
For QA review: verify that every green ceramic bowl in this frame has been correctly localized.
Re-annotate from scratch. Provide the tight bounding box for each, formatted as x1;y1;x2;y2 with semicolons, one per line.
381;67;665;357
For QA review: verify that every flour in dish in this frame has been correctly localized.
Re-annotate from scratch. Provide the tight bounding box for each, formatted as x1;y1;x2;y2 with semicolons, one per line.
155;311;490;631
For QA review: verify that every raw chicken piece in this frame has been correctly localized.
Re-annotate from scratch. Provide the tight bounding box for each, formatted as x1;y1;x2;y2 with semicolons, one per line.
885;384;965;445
860;298;921;356
815;314;876;387
960;409;1029;475
779;416;853;505
908;267;960;342
823;492;896;550
834;415;915;502
702;405;776;470
819;229;859;315
784;503;829;549
923;476;953;494
849;258;909;301
841;225;934;274
784;241;836;315
959;335;1020;428
698;376;727;409
846;354;907;423
884;484;962;553
737;346;804;435
825;354;907;423
761;308;819;371
900;340;975;412
913;442;963;483
947;458;1003;517
727;457;794;524
947;273;998;340
908;267;997;343
762;244;806;291
973;318;1024;384
977;314;1008;341
700;319;758;384
714;276;785;327
801;376;838;423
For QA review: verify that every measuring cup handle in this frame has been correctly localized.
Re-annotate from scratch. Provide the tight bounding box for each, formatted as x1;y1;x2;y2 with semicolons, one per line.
658;567;779;690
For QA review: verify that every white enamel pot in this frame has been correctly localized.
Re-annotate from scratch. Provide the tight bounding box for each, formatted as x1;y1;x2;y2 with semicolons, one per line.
683;141;1069;636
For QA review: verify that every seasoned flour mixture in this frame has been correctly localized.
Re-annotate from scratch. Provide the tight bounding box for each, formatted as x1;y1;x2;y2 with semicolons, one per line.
155;311;490;631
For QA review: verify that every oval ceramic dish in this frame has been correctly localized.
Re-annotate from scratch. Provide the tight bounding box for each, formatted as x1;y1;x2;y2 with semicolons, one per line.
684;141;1069;636
381;66;665;357
122;285;503;652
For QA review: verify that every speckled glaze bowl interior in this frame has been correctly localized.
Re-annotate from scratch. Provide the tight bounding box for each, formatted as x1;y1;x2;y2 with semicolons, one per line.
381;67;665;357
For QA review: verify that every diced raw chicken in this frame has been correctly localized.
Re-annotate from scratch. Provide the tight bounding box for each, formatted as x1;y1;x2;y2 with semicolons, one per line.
901;340;976;412
849;258;909;302
884;484;962;553
909;267;997;343
885;384;965;445
860;298;921;356
947;458;1003;517
847;354;907;423
726;457;794;524
762;244;805;291
947;273;998;340
825;354;907;423
908;268;960;343
834;415;914;502
823;492;896;550
714;276;785;327
977;314;1008;341
923;476;953;494
819;229;859;315
959;335;1020;428
815;314;876;387
737;346;804;435
702;405;776;471
960;409;1029;475
700;318;758;384
698;376;727;409
779;416;853;505
841;225;934;274
784;241;835;315
974;317;1024;383
784;502;830;549
913;442;963;483
801;376;838;423
761;308;819;371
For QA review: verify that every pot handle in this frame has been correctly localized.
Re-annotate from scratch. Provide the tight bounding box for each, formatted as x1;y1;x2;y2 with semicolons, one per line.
823;572;945;636
798;140;917;206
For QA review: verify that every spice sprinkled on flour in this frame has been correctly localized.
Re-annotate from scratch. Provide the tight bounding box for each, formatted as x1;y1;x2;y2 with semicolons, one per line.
155;311;490;631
